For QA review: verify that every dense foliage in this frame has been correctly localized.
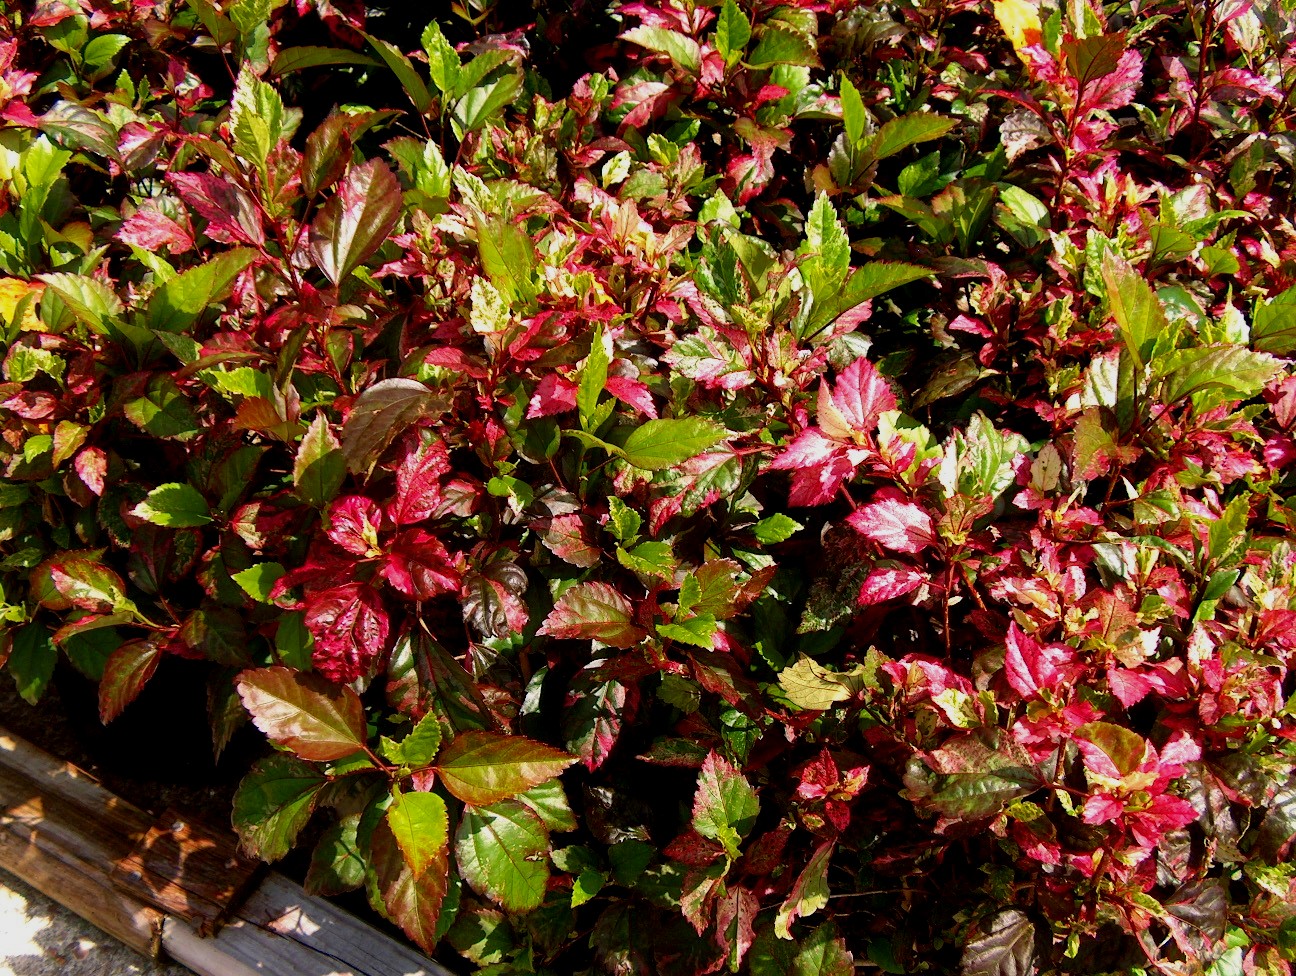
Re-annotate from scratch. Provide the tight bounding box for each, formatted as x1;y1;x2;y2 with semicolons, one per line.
2;0;1296;972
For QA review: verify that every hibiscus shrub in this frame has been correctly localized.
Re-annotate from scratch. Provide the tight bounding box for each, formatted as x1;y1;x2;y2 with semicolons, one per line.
2;0;1296;972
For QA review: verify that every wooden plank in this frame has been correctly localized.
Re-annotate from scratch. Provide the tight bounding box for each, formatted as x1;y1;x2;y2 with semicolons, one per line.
0;726;458;976
0;731;164;957
112;808;264;932
163;874;457;976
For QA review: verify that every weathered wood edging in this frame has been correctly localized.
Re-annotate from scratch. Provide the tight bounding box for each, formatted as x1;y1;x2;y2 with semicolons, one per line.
0;726;455;976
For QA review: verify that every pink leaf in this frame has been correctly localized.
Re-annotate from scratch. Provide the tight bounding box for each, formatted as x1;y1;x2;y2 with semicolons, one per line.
1082;793;1124;825
858;566;925;605
115;207;194;254
526;373;578;418
537;582;646;648
167;171;265;246
303;582;390;683
539;513;602;568
74;447;107;496
605;374;658;418
846;493;935;554
818;357;896;442
1078;48;1142;114
1003;622;1075;698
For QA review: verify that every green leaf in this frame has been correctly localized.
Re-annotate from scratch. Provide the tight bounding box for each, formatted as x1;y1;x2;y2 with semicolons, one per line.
232;563;285;603
420;21;461;95
387;789;449;875
380;712;443;767
98;639;161;723
123;377;200;440
747;25;820;68
516;778;578;833
269;46;381;76
293;414;346;507
363;32;433;113
839;75;866;145
1074;721;1146;776
620;418;728;471
1252;286;1296;354
370;818;449;954
83;33;131;70
229;66;298;171
578;327;610;431
31;553;133;615
148;248;257;333
622;26;702;72
232;754;326;861
657;614;718;649
692;751;759;859
455;799;550;912
37;101;121;161
235;666;368;761
8;624;56;705
715;0;751;63
452;70;524;138
435;731;577;806
905;731;1045;821
537;581;648;648
861;112;958;163
752;514;802;544
475;215;536;307
131;483;212;527
306;815;366;896
309;159;403;286
1102;251;1168;370
35;272;122;335
800;192;851;291
1156;345;1282;408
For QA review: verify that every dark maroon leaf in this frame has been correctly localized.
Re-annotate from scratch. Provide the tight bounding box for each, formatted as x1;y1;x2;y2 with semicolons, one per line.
98;639;161;724
309;159;403;285
961;909;1038;976
340;379;446;476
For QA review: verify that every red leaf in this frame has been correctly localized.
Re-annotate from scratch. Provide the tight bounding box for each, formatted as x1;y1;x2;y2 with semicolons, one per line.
715;885;759;968
380;529;460;600
857;566;925;605
387;434;449;526
846;492;935;554
303;582;390;683
325;495;383;556
369;819;448;954
539;513;602;568
1077;48;1142;114
526;373;578;418
562;670;632;771
537;582;647;648
605;374;658;418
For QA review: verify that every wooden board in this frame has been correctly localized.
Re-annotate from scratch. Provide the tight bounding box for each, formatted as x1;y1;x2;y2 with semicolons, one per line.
0;729;164;957
112;807;264;933
0;725;457;976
